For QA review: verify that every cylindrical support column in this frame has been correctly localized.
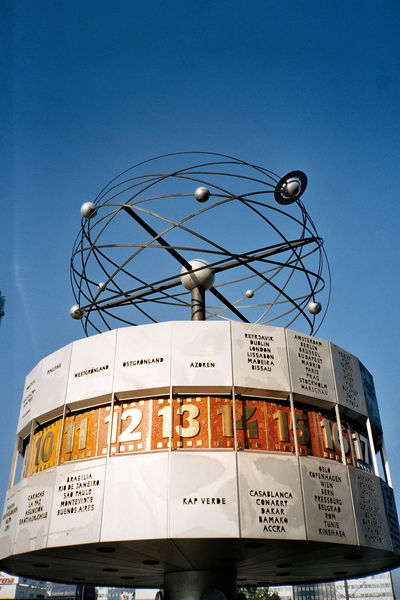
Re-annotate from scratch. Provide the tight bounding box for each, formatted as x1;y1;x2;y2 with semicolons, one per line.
191;286;206;321
75;584;96;599
164;570;237;600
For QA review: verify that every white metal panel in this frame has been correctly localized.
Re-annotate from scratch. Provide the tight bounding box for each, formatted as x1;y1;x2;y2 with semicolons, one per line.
65;330;117;407
169;451;239;538
300;456;357;545
330;344;367;417
13;470;56;554
349;468;392;551
101;453;168;541
17;362;42;435
114;323;172;397
359;362;382;431
34;343;72;423
171;321;232;390
238;452;306;540
47;459;106;547
381;480;400;554
231;322;290;396
0;485;21;559
286;329;337;405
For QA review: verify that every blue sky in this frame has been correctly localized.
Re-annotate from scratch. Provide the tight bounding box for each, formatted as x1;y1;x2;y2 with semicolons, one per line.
1;0;400;568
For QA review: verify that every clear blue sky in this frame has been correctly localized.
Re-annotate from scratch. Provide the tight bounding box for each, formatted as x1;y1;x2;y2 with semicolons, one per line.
1;0;400;560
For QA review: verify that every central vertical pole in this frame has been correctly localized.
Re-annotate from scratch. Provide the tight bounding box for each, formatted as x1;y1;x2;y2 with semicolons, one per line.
191;286;206;320
164;570;237;600
76;584;96;599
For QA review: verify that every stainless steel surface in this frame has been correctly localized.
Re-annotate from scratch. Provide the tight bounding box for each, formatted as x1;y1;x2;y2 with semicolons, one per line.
349;467;391;551
331;344;367;418
360;362;382;432
194;187;211;203
1;539;399;587
300;456;357;546
190;286;206;321
181;260;215;291
381;480;400;554
274;171;308;205
164;570;235;600
80;202;97;219
307;301;321;314
69;304;85;320
286;328;337;406
238;453;306;540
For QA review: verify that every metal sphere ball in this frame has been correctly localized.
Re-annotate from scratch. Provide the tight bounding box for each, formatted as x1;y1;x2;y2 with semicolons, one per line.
80;202;98;219
245;289;254;298
308;301;322;315
283;178;301;198
69;304;85;320
274;171;307;205
98;282;106;291
181;259;215;291
194;186;210;203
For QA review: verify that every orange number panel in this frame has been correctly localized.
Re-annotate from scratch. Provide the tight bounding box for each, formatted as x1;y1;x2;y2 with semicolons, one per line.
171;397;209;449
349;424;372;470
235;398;267;450
25;419;62;476
341;420;354;466
151;398;171;450
97;404;115;457
265;400;295;453
110;399;151;455
59;409;100;463
293;408;313;456
59;414;74;464
18;395;374;476
209;397;234;449
308;411;353;464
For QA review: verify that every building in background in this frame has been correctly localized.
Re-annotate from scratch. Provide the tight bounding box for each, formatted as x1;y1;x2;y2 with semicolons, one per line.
46;581;76;597
270;571;395;600
269;585;292;600
0;571;18;599
96;587;134;600
0;572;395;599
293;582;337;600
0;575;137;599
336;572;394;600
0;571;47;599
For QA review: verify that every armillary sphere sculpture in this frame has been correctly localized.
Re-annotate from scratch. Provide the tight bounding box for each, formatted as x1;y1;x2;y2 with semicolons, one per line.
70;152;330;334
